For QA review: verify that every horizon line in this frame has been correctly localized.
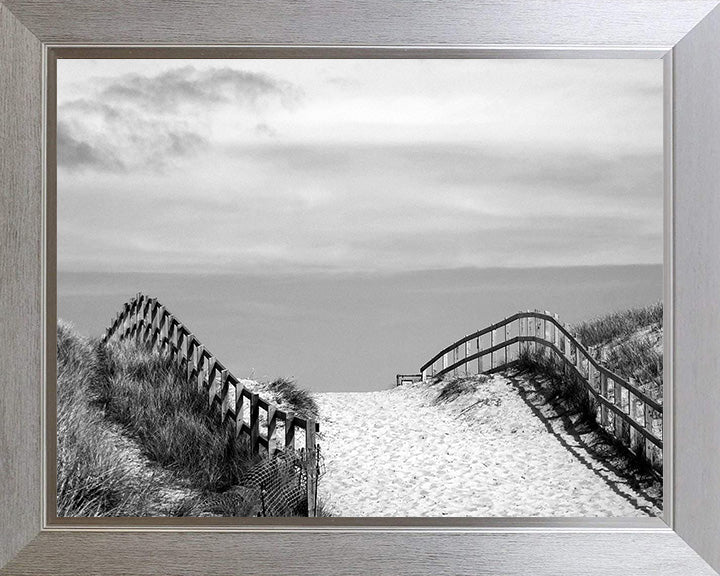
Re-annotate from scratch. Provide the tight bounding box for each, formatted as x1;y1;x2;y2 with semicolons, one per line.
58;262;664;277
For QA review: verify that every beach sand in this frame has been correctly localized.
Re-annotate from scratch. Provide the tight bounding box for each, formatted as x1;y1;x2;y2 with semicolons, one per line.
315;373;660;517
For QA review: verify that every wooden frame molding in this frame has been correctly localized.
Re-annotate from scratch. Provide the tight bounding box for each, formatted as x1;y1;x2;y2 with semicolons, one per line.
2;1;720;574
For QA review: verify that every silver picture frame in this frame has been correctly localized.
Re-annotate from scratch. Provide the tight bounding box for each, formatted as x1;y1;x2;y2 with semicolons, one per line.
2;1;720;574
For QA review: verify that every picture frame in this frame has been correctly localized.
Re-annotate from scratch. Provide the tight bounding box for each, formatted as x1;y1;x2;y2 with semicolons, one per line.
2;1;719;574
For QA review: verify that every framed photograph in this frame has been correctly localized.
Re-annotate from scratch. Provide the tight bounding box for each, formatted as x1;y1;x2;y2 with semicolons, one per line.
2;1;720;575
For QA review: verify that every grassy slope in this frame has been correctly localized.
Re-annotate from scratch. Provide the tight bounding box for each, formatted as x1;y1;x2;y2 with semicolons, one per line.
572;302;663;347
57;321;158;516
572;302;663;401
57;321;319;517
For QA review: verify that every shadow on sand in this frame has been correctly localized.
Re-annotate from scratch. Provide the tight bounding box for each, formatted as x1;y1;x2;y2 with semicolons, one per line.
504;368;662;516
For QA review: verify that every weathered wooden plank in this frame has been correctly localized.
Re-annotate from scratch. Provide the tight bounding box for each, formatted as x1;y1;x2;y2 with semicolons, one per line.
235;385;245;439
195;344;205;393
305;419;317;517
209;367;224;411
503;321;508;365
250;393;260;454
267;406;277;456
600;372;609;427
285;412;296;450
490;328;495;369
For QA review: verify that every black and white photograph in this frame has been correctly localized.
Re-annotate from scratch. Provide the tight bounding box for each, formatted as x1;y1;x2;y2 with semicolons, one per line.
57;58;664;518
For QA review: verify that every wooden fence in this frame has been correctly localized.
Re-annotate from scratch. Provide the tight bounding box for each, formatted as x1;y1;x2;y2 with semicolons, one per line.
415;310;663;469
102;293;320;516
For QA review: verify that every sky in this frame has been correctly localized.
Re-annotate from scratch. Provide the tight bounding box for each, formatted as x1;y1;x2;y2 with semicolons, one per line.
57;59;663;391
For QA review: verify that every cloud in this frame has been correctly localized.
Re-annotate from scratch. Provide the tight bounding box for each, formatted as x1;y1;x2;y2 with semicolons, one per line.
57;59;662;274
255;123;277;138
57;65;300;172
225;142;662;208
57;138;663;275
57;120;124;171
99;65;301;112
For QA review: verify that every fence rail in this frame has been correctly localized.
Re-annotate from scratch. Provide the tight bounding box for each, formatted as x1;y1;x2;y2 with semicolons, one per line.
102;293;320;516
416;310;663;468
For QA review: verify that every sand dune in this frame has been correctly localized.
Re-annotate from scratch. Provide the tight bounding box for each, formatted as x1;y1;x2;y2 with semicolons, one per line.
315;374;660;517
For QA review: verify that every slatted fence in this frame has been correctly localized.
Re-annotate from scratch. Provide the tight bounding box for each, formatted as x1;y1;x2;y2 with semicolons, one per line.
414;310;663;469
102;293;320;516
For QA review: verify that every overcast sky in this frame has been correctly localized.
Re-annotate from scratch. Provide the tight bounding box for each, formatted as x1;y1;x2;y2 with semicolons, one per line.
57;59;663;275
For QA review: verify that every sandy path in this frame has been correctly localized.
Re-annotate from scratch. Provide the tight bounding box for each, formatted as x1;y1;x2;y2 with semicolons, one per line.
315;374;659;517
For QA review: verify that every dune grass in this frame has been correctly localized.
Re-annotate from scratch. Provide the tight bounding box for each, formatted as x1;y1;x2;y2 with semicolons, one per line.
572;302;663;348
97;338;260;493
57;321;319;517
571;302;663;401
266;377;320;420
56;321;155;516
605;339;663;400
433;374;489;405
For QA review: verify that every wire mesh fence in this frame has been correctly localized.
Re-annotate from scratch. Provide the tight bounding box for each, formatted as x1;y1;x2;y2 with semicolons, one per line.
240;446;324;517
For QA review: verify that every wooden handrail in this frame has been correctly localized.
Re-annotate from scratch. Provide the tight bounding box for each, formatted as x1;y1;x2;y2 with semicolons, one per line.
418;309;663;466
101;293;320;516
421;312;527;373
422;311;661;412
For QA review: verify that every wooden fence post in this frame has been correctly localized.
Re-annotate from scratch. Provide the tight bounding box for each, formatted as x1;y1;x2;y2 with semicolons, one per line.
490;328;495;370
185;335;195;379
613;379;624;441
306;420;317;517
250;393;260;454
157;306;166;353
195;345;205;393
464;339;469;376
576;339;584;377
205;357;216;400
150;299;158;347
517;318;523;358
177;328;186;369
155;305;163;350
628;389;638;453
643;402;652;463
175;324;182;360
212;367;227;412
628;378;639;453
285;412;295;449
528;313;533;353
528;313;534;354
503;320;508;366
235;386;245;439
167;320;175;360
141;298;152;345
600;372;609;428
267;406;277;456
